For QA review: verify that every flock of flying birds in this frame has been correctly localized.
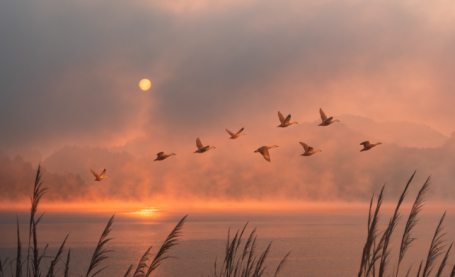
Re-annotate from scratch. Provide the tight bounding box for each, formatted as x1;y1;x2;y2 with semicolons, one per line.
89;108;382;181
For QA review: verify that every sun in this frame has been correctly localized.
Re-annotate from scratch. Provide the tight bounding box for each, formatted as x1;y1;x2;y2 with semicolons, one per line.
139;79;151;91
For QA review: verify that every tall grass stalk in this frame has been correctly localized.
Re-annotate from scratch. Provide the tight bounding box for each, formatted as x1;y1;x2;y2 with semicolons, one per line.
211;223;290;277
46;234;69;277
123;265;133;277
434;242;452;277
358;186;384;277
421;212;447;277
144;215;187;276
378;171;416;277
85;215;114;277
133;246;152;277
396;177;430;277
0;258;9;277
64;249;70;277
26;165;47;277
16;217;21;277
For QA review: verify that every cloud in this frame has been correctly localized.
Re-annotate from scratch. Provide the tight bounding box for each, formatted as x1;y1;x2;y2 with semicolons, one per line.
1;0;455;159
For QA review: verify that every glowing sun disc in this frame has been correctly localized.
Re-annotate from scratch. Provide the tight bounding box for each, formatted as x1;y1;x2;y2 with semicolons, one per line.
139;79;151;91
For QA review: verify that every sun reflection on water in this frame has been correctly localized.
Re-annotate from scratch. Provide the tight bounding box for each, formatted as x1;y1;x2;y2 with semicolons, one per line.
126;207;161;218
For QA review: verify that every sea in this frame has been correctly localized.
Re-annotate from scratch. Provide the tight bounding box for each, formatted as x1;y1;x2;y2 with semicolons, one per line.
1;207;454;277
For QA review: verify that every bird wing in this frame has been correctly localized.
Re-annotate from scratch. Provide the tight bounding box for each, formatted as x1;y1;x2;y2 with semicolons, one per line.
360;141;371;146
320;108;327;121
235;127;244;135
226;129;235;136
90;169;99;178
299;142;309;152
284;114;291;124
324;117;333;124
278;111;285;123
100;169;107;177
196;138;204;149
261;147;271;162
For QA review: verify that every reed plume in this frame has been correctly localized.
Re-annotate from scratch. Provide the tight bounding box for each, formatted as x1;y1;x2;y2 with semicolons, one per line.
85;215;115;277
26;165;47;277
378;171;416;277
358;186;384;277
46;234;69;277
434;242;452;277
16;216;21;277
0;257;8;277
273;251;291;277
133;246;152;277
64;249;71;277
211;222;290;277
396;177;430;276
145;215;187;276
421;212;447;277
123;265;133;277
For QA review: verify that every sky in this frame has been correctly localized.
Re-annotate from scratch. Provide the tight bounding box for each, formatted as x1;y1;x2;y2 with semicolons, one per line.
1;0;455;209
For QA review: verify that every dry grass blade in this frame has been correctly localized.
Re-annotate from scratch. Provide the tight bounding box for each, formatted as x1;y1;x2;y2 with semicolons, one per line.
27;165;47;277
416;261;422;277
253;242;271;277
451;264;455;277
16;216;21;277
46;234;69;277
0;257;9;277
64;249;71;277
396;177;430;277
145;215;187;276
0;258;6;277
434;242;452;277
273;251;291;277
133;246;152;277
422;212;446;277
358;185;384;277
123;265;133;277
85;215;115;277
378;171;416;277
405;266;412;277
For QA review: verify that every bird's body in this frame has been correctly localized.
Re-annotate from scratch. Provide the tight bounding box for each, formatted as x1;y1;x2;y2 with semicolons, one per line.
90;169;108;181
254;145;279;162
299;142;322;156
154;152;176;161
277;111;298;128
226;127;245;139
318;109;340;126
194;138;216;153
360;141;382;152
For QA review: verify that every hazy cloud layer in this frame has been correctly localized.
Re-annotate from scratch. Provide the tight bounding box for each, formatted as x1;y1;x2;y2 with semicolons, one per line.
1;0;455;158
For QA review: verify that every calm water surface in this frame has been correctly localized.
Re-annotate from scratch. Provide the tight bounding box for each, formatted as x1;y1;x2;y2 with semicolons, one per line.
1;208;454;277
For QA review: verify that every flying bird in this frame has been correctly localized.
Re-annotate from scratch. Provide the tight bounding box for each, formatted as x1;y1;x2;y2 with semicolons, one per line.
154;152;176;161
277;111;298;128
254;145;279;162
194;138;216;153
299;142;322;156
90;169;108;181
226;127;245;139
360;141;382;152
318;109;340;126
